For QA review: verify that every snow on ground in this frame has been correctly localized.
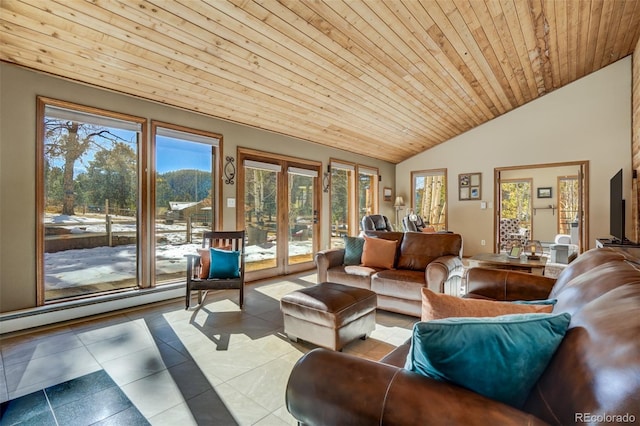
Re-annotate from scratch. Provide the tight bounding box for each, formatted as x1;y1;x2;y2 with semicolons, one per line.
44;214;313;289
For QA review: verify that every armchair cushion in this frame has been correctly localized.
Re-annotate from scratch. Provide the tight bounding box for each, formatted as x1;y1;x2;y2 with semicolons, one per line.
361;235;398;269
208;247;241;279
405;312;571;408
343;236;365;265
420;288;554;321
198;248;211;279
198;245;232;279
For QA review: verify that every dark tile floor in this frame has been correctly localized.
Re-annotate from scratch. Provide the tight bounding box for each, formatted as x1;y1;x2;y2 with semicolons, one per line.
0;272;416;425
0;370;148;425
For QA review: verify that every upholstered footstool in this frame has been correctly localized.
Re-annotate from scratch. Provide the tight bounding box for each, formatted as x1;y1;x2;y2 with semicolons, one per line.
280;282;377;351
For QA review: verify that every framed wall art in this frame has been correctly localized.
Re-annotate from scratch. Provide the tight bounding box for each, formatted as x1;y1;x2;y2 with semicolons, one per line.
383;187;392;202
459;172;481;200
537;187;552;198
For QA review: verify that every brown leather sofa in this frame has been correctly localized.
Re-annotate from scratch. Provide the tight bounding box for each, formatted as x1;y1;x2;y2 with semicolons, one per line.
315;231;464;317
287;248;640;425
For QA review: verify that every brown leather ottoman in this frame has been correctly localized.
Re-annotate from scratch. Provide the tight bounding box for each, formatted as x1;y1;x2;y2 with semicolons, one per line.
280;282;377;351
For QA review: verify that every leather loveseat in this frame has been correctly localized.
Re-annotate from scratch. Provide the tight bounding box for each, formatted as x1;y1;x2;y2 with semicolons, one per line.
287;247;640;425
315;231;463;317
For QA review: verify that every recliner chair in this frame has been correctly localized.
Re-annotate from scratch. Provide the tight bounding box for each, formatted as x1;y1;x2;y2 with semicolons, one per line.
361;214;393;232
402;212;433;232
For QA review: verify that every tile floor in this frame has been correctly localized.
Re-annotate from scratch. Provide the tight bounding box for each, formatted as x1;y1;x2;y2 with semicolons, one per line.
0;272;416;425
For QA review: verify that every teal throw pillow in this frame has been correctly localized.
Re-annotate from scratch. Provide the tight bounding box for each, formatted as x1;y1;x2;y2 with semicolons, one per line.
343;236;365;265
404;312;571;408
513;299;558;306
209;248;241;279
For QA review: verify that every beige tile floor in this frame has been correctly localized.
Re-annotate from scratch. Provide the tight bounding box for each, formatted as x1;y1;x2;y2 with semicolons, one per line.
0;271;416;425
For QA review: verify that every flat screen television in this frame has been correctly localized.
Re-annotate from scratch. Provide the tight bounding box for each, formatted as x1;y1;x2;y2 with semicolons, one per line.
610;169;625;244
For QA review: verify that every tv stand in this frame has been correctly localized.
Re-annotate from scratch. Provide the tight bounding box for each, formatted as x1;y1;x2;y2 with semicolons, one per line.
596;238;640;258
596;238;639;246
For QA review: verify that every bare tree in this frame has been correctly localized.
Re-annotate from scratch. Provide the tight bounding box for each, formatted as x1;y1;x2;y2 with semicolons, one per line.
45;119;126;215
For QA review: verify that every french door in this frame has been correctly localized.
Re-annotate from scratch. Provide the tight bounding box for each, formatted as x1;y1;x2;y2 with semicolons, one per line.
237;149;321;281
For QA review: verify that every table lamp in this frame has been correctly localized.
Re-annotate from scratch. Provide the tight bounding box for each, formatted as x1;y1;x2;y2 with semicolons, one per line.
526;240;543;260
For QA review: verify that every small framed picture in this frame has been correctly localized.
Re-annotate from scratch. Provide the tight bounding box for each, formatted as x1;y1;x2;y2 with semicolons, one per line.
508;246;522;258
459;172;481;200
537;187;552;198
383;187;392;202
459;187;470;200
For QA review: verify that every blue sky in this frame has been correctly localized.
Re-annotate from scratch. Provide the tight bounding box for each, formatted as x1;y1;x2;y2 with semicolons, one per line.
156;136;212;173
47;126;213;174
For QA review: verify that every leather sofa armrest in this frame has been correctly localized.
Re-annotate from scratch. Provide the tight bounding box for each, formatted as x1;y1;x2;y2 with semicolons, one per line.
286;349;549;426
465;267;556;301
314;248;345;282
425;255;464;293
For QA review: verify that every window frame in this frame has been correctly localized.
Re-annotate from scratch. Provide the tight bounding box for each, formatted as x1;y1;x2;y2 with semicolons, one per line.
36;96;147;304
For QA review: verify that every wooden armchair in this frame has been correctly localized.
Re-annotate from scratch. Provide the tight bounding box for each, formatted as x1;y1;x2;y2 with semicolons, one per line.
185;230;246;309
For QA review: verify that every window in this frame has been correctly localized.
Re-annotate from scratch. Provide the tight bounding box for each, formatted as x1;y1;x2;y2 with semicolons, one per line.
411;169;447;231
558;175;579;235
38;98;146;303
500;179;533;229
329;161;356;248
152;122;221;285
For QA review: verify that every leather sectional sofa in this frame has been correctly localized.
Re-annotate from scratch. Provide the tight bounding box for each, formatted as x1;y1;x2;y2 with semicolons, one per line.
315;231;464;317
288;247;640;425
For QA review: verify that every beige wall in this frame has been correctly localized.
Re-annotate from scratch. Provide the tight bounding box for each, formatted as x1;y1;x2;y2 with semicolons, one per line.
0;63;395;312
396;57;633;256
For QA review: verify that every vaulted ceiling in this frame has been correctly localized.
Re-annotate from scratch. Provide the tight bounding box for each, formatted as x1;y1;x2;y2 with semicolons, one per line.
2;1;640;163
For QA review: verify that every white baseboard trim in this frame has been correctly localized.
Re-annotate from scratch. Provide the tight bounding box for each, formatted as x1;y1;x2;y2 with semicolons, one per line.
0;284;184;335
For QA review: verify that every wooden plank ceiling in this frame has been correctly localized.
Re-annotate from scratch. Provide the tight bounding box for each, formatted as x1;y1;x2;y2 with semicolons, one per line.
2;0;640;164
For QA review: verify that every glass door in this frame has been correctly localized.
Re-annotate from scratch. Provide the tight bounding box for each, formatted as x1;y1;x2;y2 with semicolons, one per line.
239;150;320;280
287;166;318;270
243;160;280;273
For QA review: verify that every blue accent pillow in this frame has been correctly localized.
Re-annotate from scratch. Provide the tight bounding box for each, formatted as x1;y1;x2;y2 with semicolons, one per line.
209;248;241;279
343;236;365;265
404;312;571;408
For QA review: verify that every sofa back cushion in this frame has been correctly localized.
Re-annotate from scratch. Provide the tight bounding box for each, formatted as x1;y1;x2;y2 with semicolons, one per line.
361;235;399;269
523;248;640;425
363;231;405;264
397;232;463;271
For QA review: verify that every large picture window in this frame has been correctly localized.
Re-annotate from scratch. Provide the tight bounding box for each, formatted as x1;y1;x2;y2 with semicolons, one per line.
38;98;146;303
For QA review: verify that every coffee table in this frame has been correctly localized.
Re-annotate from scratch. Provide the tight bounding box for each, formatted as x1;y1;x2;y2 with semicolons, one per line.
468;253;547;276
